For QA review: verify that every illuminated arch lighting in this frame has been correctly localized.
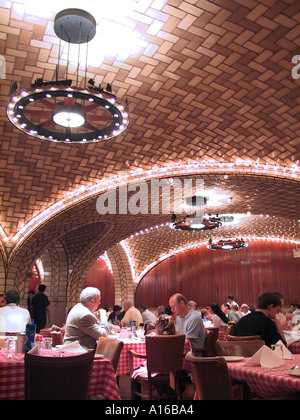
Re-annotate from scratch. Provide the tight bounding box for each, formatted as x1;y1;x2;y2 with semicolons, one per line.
3;159;299;247
98;251;113;274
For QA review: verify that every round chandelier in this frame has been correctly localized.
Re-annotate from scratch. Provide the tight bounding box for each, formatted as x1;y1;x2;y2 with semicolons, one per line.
172;216;222;232
207;238;248;250
7;8;129;144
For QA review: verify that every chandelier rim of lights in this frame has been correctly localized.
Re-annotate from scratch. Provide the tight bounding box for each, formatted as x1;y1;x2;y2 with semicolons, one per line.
6;8;129;144
207;238;248;251
7;85;129;143
172;215;223;231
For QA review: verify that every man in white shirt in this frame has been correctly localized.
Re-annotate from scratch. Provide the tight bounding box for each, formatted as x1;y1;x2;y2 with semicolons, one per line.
139;305;157;327
0;290;31;333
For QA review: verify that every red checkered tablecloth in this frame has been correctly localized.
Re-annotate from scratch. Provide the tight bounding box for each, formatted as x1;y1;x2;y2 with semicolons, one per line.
218;331;228;341
289;342;300;354
228;354;300;399
116;338;192;376
0;349;120;400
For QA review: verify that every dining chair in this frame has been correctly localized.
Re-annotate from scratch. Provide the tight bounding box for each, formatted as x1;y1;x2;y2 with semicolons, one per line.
129;334;185;400
215;340;265;357
185;352;235;400
25;349;95;400
192;328;218;356
96;337;124;373
227;334;262;341
225;322;237;336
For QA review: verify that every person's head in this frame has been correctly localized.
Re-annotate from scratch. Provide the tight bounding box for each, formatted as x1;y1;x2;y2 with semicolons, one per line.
271;292;284;313
227;295;234;304
38;284;46;293
113;304;122;315
139;304;148;313
231;304;239;312
290;304;296;312
80;287;101;312
240;303;249;313
124;301;133;312
28;290;35;296
187;300;197;310
157;305;165;314
155;314;176;335
169;293;188;317
257;292;282;318
201;308;208;319
209;303;228;324
4;290;20;305
221;303;230;314
0;294;6;307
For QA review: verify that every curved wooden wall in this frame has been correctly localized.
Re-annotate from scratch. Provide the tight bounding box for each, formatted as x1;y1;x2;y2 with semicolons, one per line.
83;258;115;308
135;241;300;308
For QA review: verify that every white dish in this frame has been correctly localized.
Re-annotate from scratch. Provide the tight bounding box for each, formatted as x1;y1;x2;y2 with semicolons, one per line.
94;354;104;359
223;356;244;362
287;368;300;377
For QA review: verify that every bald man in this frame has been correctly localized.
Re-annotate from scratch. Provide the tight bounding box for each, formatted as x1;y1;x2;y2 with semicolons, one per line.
121;301;143;327
169;293;205;348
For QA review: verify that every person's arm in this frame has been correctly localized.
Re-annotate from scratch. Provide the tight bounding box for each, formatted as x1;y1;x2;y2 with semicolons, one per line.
273;316;286;344
46;305;51;324
79;313;109;339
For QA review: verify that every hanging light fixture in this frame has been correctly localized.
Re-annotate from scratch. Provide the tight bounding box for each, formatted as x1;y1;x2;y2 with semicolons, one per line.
172;195;222;231
172;216;222;231
7;8;129;144
207;238;248;250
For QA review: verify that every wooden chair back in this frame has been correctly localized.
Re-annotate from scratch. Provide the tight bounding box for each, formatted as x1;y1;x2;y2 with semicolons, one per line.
185;353;235;400
215;340;265;357
96;337;124;373
25;349;95;400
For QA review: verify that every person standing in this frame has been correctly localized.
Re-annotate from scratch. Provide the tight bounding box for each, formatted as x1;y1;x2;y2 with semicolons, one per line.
31;284;51;333
169;293;206;349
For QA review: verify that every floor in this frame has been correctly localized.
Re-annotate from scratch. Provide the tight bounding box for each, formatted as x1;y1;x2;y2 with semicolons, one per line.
118;374;195;400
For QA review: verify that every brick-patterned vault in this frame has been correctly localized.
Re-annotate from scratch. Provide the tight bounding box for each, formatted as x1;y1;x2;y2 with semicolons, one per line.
0;1;299;313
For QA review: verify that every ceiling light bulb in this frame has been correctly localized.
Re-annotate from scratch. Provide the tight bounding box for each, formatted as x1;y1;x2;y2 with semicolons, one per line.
53;111;85;128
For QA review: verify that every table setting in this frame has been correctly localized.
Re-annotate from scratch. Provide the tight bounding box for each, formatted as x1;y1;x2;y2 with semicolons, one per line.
0;335;121;400
226;342;300;399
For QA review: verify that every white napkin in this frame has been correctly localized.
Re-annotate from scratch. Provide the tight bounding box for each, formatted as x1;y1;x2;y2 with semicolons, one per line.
284;330;300;346
28;344;40;354
56;340;87;354
244;345;285;370
273;340;294;360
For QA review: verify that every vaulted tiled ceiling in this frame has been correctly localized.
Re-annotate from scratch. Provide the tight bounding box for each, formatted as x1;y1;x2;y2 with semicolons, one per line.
0;0;299;278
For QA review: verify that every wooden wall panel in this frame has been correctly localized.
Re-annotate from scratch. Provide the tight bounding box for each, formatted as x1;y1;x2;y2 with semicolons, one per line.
135;241;300;308
83;259;115;308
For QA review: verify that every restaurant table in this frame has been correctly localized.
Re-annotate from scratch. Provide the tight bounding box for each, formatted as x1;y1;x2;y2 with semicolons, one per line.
115;337;192;376
0;348;120;400
227;354;300;399
289;342;300;354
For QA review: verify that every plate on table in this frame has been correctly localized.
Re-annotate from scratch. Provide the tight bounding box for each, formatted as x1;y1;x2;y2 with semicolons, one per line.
94;354;104;359
287;368;300;377
223;356;244;362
